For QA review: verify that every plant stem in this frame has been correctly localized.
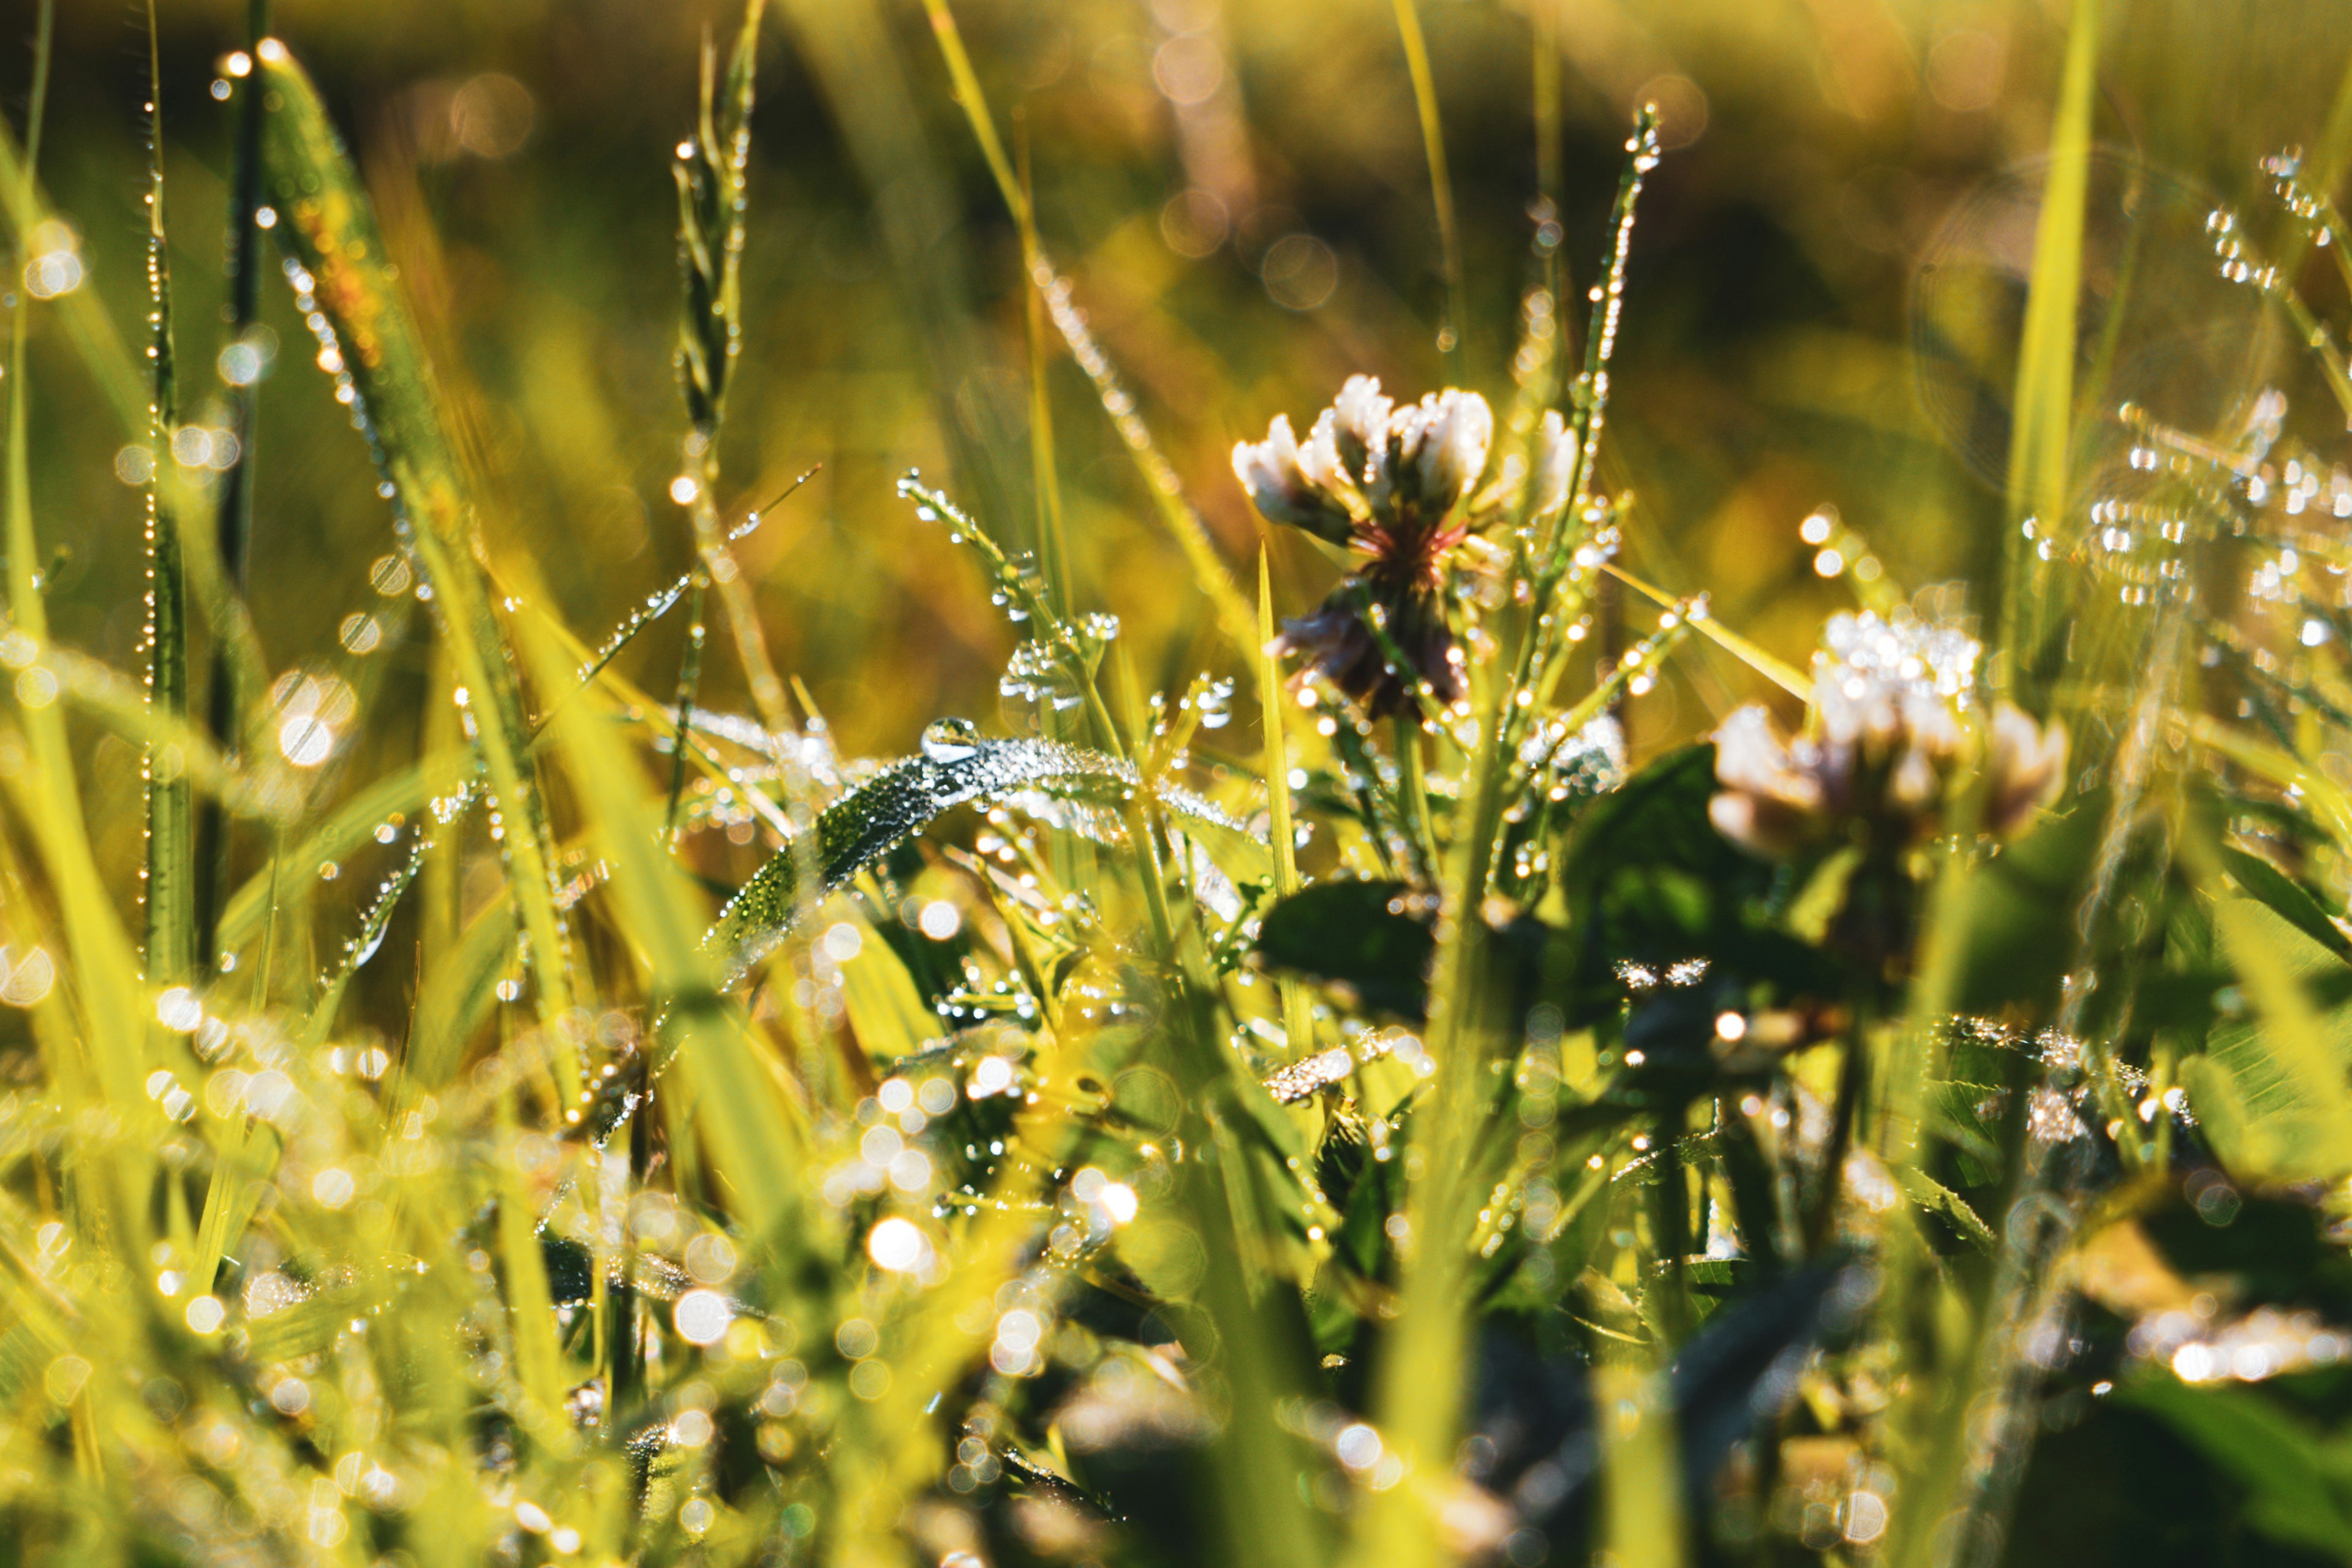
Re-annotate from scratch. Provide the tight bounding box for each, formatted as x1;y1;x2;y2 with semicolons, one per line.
192;0;271;976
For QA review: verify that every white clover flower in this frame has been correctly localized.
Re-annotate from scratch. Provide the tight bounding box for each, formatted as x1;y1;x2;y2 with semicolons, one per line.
1234;377;1506;720
1709;610;2064;858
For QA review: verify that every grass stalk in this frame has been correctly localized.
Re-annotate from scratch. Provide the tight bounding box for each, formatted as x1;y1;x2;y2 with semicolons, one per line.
1259;548;1315;1055
1999;0;2099;697
191;0;271;974
921;0;1257;660
1392;0;1468;382
141;0;194;990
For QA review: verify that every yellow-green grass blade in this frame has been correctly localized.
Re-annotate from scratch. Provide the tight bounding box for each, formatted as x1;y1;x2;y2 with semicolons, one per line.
1393;0;1466;381
1601;562;1809;699
2000;0;2100;684
511;590;809;1257
492;1082;574;1452
255;43;583;1106
406;892;518;1095
1259;548;1315;1056
1597;1361;1689;1568
3;639;293;826
1;27;154;1247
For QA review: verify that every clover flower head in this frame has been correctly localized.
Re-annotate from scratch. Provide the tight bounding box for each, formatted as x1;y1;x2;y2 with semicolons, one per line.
1709;610;2067;858
1235;377;1501;722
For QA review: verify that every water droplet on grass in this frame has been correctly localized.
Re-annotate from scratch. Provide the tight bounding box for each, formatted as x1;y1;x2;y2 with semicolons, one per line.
921;718;982;763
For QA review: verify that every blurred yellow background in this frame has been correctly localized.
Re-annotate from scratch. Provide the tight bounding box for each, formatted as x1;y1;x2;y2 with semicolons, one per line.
18;0;2352;823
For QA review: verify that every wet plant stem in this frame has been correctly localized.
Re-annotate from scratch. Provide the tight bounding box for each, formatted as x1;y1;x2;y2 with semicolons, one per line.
192;0;271;975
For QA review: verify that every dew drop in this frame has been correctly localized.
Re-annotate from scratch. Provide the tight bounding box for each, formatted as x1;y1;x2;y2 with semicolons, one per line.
920;718;982;764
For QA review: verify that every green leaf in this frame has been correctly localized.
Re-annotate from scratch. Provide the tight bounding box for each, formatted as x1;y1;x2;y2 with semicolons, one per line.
1896;1167;1994;1251
2122;1376;2352;1557
2221;844;2352;962
2188;897;2352;1183
1254;880;1433;1020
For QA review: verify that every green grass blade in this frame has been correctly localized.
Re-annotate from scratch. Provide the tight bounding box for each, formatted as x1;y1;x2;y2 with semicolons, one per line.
511;589;807;1256
191;0;272;972
2000;0;2099;690
706;737;1266;985
1259;549;1315;1055
256;41;584;1106
1;0;155;1248
1393;0;1466;380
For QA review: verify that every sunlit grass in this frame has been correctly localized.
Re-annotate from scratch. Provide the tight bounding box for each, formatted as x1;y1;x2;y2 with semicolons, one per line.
1;1;2352;1565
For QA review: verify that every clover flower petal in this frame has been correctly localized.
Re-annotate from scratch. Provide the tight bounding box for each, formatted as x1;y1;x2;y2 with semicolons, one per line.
1986;703;2069;837
1232;413;1353;543
1529;410;1580;520
1409;388;1493;513
1329;374;1393;481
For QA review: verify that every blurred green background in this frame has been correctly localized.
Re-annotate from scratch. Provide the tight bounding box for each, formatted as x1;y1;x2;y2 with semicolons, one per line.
15;0;2352;807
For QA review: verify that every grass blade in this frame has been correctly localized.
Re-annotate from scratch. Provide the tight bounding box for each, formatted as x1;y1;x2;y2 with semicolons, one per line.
2000;0;2100;690
707;736;1266;985
2;0;156;1248
256;40;584;1106
510;579;807;1257
921;0;1258;662
191;0;271;970
1259;548;1314;1055
1393;0;1466;380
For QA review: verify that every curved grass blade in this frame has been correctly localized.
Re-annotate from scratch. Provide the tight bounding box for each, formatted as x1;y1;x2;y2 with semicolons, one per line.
256;42;583;1104
707;737;1267;986
1;1;156;1237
